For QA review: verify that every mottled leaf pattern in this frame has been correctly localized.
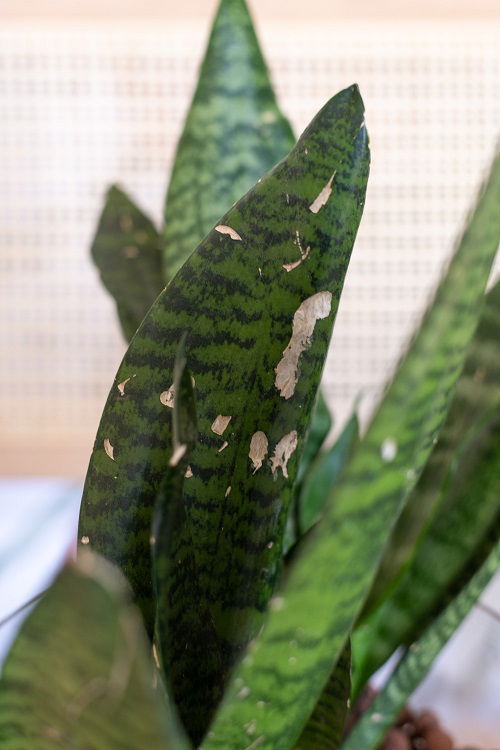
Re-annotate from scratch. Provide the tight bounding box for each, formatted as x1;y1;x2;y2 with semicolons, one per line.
163;0;295;278
361;280;500;618
79;88;369;681
352;337;500;692
202;153;500;750
295;641;352;750
151;339;224;743
0;553;186;750
342;542;500;750
91;185;164;341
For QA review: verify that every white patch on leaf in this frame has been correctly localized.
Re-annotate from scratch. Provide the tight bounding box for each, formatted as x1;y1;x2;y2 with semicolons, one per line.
160;385;175;408
211;415;232;435
117;377;131;396
309;171;336;213
218;441;229;453
184;465;193;478
275;291;332;399
215;225;242;241
225;486;232;497
169;444;187;466
270;430;298;478
249;431;268;474
104;439;115;461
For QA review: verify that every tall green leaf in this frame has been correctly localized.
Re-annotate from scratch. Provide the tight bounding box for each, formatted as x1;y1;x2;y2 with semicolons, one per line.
150;338;223;744
203;153;500;750
163;0;295;278
284;390;333;553
80;86;368;671
298;412;359;536
295;641;352;750
352;404;500;694
342;541;500;750
92;185;164;341
362;280;500;616
0;553;186;750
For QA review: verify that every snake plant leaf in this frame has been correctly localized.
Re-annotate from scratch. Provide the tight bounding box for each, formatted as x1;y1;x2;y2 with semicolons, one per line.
163;0;295;278
352;407;500;696
298;411;359;536
0;552;187;750
342;541;500;750
202;153;499;750
151;338;222;744
284;390;333;553
295;641;352;750
92;184;164;341
80;85;369;675
362;280;500;617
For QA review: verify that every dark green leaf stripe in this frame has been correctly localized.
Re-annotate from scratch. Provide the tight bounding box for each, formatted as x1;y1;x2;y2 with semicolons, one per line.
92;185;164;341
362;280;500;618
80;87;369;663
342;541;500;750
295;641;351;750
202;153;499;750
0;553;186;750
163;0;295;279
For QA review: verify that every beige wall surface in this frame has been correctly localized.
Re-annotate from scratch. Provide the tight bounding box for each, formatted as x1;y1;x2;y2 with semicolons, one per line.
1;0;499;20
0;13;499;478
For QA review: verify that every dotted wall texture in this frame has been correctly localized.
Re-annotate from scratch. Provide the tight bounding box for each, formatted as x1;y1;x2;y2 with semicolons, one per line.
0;20;498;456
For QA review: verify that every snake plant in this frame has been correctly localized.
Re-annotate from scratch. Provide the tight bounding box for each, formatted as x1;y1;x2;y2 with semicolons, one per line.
1;1;499;749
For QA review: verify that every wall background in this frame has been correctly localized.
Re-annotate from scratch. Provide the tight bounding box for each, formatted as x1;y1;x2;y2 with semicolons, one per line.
1;7;498;477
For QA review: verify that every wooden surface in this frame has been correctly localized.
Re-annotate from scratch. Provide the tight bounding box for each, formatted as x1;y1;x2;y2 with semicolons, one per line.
1;0;499;20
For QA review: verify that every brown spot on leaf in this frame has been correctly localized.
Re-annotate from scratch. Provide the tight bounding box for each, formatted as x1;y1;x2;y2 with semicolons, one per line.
160;385;175;408
275;291;332;399
215;225;242;241
309;171;336;213
211;415;232;435
104;439;115;461
270;430;298;478
249;431;268;473
117;377;130;396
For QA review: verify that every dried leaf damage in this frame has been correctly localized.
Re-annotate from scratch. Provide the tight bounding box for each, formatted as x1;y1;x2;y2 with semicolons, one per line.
117;377;131;396
215;225;242;241
275;291;333;399
283;230;311;272
160;385;175;408
309;171;336;213
249;431;269;474
104;439;115;461
211;415;232;435
270;430;298;478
